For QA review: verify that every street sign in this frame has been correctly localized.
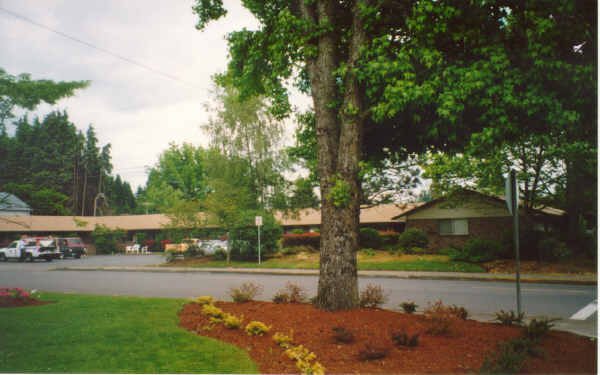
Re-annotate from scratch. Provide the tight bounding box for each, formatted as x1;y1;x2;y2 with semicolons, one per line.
255;216;262;264
505;171;517;215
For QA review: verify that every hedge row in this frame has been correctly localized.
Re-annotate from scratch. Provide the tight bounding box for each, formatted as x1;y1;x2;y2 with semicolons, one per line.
281;230;402;250
281;232;320;250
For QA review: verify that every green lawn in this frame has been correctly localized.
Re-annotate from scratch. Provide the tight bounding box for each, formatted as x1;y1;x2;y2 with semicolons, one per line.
0;292;257;374
162;251;486;273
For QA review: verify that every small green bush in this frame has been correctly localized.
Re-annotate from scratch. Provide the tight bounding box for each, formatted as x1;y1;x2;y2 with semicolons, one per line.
184;244;203;259
91;224;126;254
523;317;559;341
398;228;428;249
400;301;418;314
449;305;469;320
450;238;502;263
228;282;264;303
359;228;383;249
290;229;305;234
538;237;572;261
480;338;531;374
391;331;419;347
361;248;377;257
380;231;401;246
332;327;355;343
358;344;390;361
213;248;227;260
494;310;524;326
359;284;388;308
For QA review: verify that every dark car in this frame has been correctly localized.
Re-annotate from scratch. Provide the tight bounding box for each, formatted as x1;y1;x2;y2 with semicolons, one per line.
57;237;87;258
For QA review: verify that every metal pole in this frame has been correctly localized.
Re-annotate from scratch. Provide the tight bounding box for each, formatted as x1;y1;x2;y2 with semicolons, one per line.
511;170;522;317
258;225;261;265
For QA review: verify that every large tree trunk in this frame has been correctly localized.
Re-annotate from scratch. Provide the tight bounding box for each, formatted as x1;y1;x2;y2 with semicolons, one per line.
300;0;366;311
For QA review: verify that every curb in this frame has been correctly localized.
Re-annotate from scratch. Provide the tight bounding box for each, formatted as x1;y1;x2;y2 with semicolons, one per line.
50;266;597;285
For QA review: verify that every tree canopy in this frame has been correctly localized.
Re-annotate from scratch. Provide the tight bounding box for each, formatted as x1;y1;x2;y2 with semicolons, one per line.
193;0;596;310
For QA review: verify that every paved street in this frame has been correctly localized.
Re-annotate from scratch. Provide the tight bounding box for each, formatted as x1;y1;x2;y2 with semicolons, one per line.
0;255;596;337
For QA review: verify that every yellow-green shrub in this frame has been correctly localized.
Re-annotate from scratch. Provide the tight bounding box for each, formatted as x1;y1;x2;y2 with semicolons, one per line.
273;331;294;348
196;296;213;305
201;303;224;319
245;321;271;336
223;313;244;329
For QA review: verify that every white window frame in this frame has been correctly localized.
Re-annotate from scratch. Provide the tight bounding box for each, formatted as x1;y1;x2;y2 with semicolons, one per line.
439;219;469;235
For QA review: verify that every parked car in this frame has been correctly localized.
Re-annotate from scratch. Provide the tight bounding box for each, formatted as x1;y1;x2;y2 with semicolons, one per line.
57;237;87;258
0;237;61;262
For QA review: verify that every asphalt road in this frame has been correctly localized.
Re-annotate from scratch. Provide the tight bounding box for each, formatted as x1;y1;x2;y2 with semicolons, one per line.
0;255;596;336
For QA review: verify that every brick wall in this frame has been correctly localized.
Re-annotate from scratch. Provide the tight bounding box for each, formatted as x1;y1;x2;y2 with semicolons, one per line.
406;217;514;251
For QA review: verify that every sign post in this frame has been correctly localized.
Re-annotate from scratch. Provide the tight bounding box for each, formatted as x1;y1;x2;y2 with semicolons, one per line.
255;216;262;265
505;169;522;317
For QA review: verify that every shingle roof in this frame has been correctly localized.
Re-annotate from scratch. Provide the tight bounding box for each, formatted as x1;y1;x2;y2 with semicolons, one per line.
0;192;31;213
0;204;419;232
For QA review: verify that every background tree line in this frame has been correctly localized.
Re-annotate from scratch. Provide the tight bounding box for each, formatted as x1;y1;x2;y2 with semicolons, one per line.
0;69;136;216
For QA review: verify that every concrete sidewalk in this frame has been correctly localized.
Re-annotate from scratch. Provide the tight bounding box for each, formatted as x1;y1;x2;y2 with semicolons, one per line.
52;265;597;285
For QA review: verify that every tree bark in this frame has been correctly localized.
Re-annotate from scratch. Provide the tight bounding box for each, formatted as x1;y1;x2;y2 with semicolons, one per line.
298;0;366;311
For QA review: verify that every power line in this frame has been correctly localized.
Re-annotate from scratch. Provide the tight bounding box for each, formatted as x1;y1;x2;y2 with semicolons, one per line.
0;6;199;88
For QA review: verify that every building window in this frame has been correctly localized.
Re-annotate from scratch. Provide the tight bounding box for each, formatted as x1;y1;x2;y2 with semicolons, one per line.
439;219;468;235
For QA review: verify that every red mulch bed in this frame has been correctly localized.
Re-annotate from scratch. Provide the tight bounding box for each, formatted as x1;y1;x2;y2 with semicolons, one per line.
0;296;53;308
179;301;597;374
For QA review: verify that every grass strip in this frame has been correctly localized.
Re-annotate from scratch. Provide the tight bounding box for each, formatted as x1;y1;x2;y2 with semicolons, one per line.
160;258;485;273
0;292;257;374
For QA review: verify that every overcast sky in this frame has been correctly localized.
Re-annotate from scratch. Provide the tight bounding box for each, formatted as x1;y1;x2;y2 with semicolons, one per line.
0;0;305;191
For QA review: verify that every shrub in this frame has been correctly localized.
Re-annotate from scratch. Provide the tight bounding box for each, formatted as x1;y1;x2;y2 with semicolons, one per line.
360;228;383;249
391;331;419;347
229;210;283;261
398;228;428;249
159;239;173;251
449;238;502;263
273;331;294;348
332;327;355;343
281;232;320;250
538;237;572;261
290;229;305;234
201;304;224;319
400;301;418;314
361;248;376;257
91;224;126;254
480;339;530;374
494;310;524;326
423;300;457;335
245;321;271;336
272;291;290;304
184;244;204;259
282;282;308;303
522;317;559;341
223;313;244;329
449;305;469;320
228;282;263;303
358;344;390;361
195;296;213;305
359;284;388;308
213;248;227;260
380;231;401;247
143;239;156;250
165;251;179;263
